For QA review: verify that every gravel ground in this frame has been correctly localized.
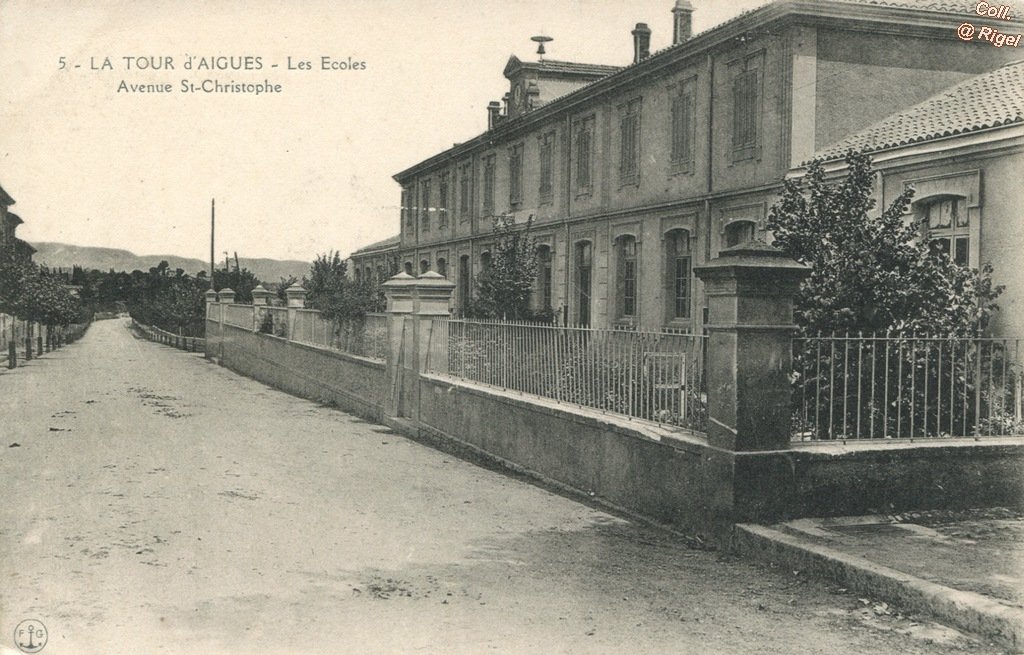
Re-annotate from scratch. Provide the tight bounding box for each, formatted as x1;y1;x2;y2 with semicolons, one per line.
0;319;1014;654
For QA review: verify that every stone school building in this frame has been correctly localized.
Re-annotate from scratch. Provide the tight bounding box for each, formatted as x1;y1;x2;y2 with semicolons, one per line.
351;0;1024;333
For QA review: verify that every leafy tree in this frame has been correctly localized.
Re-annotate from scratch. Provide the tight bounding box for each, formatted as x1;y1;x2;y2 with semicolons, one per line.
768;150;1002;337
470;215;539;321
212;266;260;303
303;251;377;320
0;251;83;326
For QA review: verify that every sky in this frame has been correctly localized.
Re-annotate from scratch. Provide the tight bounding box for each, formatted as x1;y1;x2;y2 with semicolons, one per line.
0;0;769;263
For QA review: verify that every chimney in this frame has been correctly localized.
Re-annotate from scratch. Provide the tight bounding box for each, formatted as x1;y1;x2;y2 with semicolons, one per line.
487;101;502;129
632;23;651;64
672;0;695;45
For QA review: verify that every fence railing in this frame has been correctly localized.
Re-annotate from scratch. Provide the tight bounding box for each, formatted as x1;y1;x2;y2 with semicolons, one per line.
133;319;205;353
793;333;1023;441
428;318;708;432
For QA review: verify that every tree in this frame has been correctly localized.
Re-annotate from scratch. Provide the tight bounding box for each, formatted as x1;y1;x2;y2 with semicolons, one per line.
304;251;376;320
767;150;1002;337
0;252;83;326
212;266;260;303
470;215;539;321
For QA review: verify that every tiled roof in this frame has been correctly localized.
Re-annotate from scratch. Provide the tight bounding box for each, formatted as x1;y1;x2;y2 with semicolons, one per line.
351;233;400;256
0;183;13;206
814;61;1024;161
833;0;1024;12
6;212;23;225
532;59;621;77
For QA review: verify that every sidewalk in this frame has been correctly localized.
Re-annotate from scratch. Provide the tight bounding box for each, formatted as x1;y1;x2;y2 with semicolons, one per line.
737;508;1024;651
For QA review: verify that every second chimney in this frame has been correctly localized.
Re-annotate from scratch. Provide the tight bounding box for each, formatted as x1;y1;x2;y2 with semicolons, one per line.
632;23;651;64
672;0;695;45
487;101;502;129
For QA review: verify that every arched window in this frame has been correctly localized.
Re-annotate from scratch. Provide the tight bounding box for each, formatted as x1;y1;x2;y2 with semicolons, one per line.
376;265;385;282
419;259;430;274
923;196;969;266
536;245;553;311
480;251;492;271
724;220;756;248
403;261;413;275
574;241;593;326
355;268;363;283
615;235;638;319
437;257;448;278
665;229;692;321
365;266;372;282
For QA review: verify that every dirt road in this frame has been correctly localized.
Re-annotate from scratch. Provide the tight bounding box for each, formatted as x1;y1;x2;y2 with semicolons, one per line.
0;319;1009;654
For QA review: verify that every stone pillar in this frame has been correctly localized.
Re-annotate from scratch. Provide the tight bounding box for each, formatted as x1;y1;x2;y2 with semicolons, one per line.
251;284;271;306
251;284;272;332
382;272;417;418
204;289;219;360
413;271;456;379
204;289;218;317
216;288;234;362
284;284;306;341
694;241;809;451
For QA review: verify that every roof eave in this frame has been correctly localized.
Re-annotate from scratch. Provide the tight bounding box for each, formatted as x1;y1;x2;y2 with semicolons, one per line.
790;122;1024;177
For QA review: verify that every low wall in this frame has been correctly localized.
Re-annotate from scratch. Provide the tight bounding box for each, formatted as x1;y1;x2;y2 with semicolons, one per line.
734;440;1024;521
217;323;387;422
415;374;736;541
415;374;1024;542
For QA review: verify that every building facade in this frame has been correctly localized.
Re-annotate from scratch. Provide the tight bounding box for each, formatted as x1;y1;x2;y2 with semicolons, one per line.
352;0;1023;330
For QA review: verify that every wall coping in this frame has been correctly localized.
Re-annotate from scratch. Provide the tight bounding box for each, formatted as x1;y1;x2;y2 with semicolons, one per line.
420;372;716;456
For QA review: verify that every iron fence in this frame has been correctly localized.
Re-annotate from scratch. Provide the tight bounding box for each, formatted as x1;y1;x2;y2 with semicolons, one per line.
429;318;707;432
793;333;1023;441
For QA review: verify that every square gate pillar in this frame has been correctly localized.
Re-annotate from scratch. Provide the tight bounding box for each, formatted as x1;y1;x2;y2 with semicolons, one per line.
695;241;809;451
382;271;455;421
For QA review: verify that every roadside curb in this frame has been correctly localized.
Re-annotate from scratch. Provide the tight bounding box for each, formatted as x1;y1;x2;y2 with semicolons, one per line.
735;522;1024;650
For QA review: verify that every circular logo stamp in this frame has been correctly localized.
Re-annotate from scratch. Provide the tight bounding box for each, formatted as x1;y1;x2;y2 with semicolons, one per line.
13;619;47;653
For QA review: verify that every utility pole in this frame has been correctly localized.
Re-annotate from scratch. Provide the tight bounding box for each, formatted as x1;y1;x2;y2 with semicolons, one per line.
209;198;216;289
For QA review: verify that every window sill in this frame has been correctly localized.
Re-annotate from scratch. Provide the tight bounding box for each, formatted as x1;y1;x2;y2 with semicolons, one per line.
669;161;695;177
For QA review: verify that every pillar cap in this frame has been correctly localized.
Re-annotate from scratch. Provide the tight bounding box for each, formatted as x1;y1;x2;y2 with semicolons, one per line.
416;270;456;290
383;272;417;289
695;240;810;278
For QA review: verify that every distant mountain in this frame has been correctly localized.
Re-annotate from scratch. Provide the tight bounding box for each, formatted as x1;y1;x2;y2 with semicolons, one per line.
31;242;311;283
